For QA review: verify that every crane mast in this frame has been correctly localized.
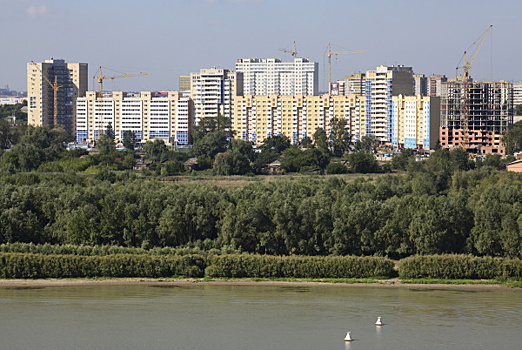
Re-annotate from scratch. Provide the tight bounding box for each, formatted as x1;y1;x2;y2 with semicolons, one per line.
31;61;62;129
456;25;493;150
326;43;367;92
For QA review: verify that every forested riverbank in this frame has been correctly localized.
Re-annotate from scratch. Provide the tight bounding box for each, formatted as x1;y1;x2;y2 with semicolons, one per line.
1;167;522;259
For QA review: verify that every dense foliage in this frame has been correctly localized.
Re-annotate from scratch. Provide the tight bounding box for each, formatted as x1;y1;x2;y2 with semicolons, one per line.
205;255;394;278
0;161;521;259
0;253;206;278
399;255;522;279
0;252;393;279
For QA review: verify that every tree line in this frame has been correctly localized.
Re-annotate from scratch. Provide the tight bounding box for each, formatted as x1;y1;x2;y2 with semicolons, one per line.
0;162;521;259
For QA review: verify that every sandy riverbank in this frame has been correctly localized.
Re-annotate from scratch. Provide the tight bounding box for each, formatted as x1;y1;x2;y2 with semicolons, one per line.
0;278;517;290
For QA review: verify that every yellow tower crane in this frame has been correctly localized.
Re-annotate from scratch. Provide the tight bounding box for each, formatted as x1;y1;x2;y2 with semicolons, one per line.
94;66;147;95
93;67;147;143
456;25;493;150
326;43;367;92
30;61;62;129
279;41;298;58
457;24;493;81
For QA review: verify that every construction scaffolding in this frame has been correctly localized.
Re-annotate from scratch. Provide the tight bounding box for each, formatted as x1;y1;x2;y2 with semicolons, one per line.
440;81;513;154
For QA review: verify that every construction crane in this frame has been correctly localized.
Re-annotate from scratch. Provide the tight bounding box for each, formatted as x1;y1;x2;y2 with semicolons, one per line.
457;24;493;81
94;66;147;95
456;25;493;150
279;41;298;58
92;67;147;144
326;43;367;91
30;61;62;128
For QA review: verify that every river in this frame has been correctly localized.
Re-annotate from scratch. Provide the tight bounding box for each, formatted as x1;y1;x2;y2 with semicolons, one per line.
1;283;521;349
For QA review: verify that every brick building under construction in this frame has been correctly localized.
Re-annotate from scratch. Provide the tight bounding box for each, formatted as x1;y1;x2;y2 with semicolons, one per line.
440;81;513;155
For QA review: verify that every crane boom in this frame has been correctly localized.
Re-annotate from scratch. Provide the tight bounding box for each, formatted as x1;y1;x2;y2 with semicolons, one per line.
95;66;147;94
31;61;62;128
458;25;493;81
279;41;298;58
326;43;367;91
456;25;493;151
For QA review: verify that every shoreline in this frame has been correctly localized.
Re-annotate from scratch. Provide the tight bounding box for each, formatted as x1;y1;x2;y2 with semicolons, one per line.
0;278;517;290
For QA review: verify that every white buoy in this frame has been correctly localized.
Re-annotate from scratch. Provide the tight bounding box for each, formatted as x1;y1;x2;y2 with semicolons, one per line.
375;316;383;326
344;331;353;341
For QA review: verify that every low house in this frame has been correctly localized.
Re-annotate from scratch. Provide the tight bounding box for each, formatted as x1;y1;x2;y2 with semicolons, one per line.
506;159;522;173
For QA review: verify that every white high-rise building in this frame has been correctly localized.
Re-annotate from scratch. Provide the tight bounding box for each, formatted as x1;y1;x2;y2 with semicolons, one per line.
235;58;318;96
76;91;192;145
27;59;88;139
364;65;414;144
190;68;242;124
513;82;522;109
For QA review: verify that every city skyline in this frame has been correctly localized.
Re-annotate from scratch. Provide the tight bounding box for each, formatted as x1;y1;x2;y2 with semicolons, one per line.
2;0;522;92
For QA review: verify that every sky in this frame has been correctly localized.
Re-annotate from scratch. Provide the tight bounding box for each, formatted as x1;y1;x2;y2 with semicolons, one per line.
1;0;522;92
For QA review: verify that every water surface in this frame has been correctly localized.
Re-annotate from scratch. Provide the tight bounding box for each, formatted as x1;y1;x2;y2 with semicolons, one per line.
1;284;521;349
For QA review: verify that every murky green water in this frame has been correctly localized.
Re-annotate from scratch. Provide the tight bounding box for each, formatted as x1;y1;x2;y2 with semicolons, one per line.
1;284;521;349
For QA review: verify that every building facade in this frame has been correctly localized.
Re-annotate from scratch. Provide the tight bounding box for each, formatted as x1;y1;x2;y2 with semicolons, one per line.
427;74;447;97
391;95;440;149
232;94;366;146
413;74;428;96
364;65;414;144
190;68;243;124
27;59;88;139
235;58;318;96
440;81;513;154
76;91;192;146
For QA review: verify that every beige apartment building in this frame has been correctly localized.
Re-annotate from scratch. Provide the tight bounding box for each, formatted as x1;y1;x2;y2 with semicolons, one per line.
391;95;441;150
232;94;366;146
76;91;192;146
27;59;88;139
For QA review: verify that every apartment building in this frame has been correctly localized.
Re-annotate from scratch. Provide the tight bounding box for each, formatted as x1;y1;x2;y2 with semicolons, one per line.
27;59;88;139
427;75;447;97
330;73;365;96
235;58;318;96
76;91;192;146
513;82;522;108
364;65;414;144
413;74;428;96
391;95;440;150
190;68;243;124
440;81;512;154
232;94;366;145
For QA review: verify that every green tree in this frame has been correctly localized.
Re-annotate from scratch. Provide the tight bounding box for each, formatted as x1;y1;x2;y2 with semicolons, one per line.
143;139;168;161
231;139;255;161
503;120;522;154
214;150;252;175
97;134;116;156
345;152;381;173
355;135;379;153
328;117;350;157
192;131;229;159
313;128;328;151
280;147;329;173
326;162;348;174
259;135;291;154
122;131;137;150
391;149;415;170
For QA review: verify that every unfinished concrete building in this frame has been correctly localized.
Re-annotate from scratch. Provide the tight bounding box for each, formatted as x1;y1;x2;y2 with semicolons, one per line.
440;81;513;155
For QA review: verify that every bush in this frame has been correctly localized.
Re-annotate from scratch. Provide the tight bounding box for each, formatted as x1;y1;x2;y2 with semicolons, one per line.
205;254;394;278
0;253;206;278
399;255;522;279
326;162;348;174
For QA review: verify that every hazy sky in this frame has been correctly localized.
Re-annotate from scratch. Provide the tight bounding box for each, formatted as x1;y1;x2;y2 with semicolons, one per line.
1;0;521;92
